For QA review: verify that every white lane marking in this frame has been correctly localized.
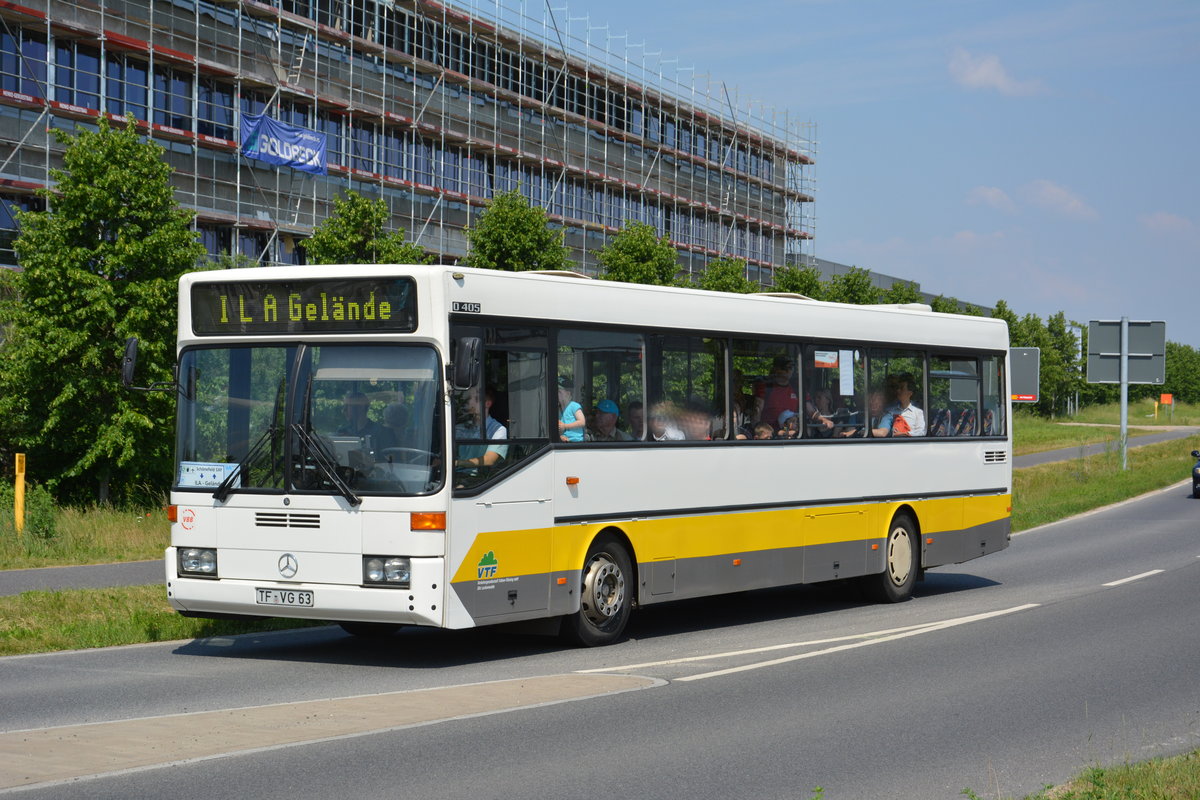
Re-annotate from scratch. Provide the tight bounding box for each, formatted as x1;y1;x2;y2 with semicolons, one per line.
1103;569;1164;587
675;604;1040;682
575;620;946;673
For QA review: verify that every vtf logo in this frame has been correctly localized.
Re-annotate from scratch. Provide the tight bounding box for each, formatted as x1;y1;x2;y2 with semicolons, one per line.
477;550;498;579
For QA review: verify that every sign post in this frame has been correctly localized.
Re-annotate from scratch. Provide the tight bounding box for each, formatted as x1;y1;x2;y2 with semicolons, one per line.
14;453;24;537
1010;347;1040;404
1086;319;1166;470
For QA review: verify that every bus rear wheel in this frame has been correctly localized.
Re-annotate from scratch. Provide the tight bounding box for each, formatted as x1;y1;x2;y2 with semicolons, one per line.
562;536;633;647
863;513;918;603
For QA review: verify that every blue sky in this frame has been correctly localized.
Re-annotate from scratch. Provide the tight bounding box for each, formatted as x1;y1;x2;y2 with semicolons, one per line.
571;0;1200;346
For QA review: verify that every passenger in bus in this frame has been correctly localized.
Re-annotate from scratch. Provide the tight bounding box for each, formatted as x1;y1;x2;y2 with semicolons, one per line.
755;356;799;429
776;409;800;438
732;392;756;438
557;377;586;443
589;399;635;442
648;401;685;441
454;386;508;470
807;388;837;438
888;374;926;437
753;421;775;440
680;401;713;440
867;388;894;437
627;401;646;440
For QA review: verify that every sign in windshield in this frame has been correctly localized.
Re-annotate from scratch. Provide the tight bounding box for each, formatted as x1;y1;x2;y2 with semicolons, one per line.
191;278;416;335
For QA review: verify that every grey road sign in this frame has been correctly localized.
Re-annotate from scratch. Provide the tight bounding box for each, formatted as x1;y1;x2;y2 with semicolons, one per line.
1010;347;1040;403
1086;320;1166;385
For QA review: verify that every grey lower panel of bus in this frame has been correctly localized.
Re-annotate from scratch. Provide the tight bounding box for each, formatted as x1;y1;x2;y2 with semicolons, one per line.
451;520;1010;627
922;517;1011;569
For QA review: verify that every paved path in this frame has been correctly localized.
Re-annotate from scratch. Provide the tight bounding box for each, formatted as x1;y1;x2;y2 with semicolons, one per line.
0;559;162;597
1013;425;1199;469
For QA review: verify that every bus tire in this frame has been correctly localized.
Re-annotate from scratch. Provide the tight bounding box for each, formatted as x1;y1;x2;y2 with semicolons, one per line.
562;535;633;647
863;513;918;603
338;621;402;638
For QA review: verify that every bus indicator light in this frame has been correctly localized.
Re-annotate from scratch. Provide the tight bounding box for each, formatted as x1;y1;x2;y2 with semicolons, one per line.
411;512;446;531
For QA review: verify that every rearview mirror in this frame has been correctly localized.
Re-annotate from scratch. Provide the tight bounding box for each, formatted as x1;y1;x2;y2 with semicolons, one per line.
452;336;481;391
121;337;139;388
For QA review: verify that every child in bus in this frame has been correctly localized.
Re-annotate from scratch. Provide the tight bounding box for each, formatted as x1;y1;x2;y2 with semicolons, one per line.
557;377;586;442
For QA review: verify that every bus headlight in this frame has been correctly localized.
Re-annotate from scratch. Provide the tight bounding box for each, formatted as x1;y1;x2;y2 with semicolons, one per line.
363;556;410;588
179;548;218;578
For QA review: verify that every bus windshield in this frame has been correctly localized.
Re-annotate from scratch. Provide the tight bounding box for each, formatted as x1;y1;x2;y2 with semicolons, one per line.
175;344;444;497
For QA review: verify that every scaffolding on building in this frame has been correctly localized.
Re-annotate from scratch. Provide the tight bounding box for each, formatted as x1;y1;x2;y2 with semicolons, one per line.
0;0;816;282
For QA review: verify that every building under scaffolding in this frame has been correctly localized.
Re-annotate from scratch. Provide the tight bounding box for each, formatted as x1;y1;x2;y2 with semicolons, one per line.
0;0;815;281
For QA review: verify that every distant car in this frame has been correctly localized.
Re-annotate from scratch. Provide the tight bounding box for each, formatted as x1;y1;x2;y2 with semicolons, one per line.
1193;450;1200;499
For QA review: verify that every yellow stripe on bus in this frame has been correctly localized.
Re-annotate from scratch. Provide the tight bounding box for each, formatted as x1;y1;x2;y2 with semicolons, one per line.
451;495;1011;584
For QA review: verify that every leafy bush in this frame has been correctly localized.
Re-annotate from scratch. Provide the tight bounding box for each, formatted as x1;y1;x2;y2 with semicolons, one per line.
0;480;58;540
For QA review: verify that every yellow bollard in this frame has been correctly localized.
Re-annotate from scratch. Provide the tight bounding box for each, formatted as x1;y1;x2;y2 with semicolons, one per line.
14;453;25;537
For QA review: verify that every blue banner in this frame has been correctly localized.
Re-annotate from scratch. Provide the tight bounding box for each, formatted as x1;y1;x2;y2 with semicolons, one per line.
240;113;327;175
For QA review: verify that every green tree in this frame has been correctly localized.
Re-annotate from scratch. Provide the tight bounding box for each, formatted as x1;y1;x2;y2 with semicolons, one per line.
1164;341;1200;405
929;295;964;314
881;281;923;304
0;117;206;503
302;190;429;265
696;256;757;294
462;189;569;272
772;263;824;299
990;299;1019;334
821;267;882;305
596;220;680;285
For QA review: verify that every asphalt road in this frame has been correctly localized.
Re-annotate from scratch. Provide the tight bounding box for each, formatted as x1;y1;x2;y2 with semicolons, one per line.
2;483;1198;799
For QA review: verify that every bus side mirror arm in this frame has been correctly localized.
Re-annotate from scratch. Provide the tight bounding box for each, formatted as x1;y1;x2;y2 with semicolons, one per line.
121;337;185;396
449;336;482;391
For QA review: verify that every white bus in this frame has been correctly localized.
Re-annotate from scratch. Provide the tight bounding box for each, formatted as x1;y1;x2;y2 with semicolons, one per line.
142;264;1011;646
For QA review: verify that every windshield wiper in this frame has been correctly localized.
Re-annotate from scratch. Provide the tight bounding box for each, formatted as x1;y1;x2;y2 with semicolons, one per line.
213;424;277;503
291;423;362;507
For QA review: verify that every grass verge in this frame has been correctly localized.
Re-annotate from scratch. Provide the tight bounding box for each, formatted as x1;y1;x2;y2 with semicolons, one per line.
1069;398;1200;427
0;506;169;570
0;584;325;656
1012;433;1200;531
966;748;1200;799
1011;414;1160;457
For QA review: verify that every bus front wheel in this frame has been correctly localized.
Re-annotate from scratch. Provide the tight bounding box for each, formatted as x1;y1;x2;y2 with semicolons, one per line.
562;536;633;647
863;513;918;603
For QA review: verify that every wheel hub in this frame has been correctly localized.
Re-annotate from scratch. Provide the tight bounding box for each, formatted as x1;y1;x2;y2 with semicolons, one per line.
887;527;913;586
581;554;625;624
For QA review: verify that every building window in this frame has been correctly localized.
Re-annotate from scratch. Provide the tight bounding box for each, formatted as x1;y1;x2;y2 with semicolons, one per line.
55;42;101;109
197;77;233;139
0;28;47;98
0;193;45;265
154;66;193;131
106;52;148;119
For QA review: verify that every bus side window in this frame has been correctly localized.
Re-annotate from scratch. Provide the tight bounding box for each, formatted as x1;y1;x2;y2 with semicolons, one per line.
802;345;864;439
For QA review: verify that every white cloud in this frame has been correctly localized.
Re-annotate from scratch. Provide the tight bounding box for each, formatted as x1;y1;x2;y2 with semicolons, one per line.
1022;179;1097;220
966;186;1017;214
1138;211;1194;234
948;47;1046;96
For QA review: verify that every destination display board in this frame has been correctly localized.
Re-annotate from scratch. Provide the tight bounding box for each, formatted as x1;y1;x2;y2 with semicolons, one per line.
191;278;416;335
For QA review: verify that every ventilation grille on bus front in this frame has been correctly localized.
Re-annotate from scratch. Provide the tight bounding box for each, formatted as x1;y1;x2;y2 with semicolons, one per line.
983;450;1008;464
255;512;321;529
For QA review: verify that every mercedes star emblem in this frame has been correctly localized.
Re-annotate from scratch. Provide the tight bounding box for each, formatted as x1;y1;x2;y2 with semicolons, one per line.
278;553;299;579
